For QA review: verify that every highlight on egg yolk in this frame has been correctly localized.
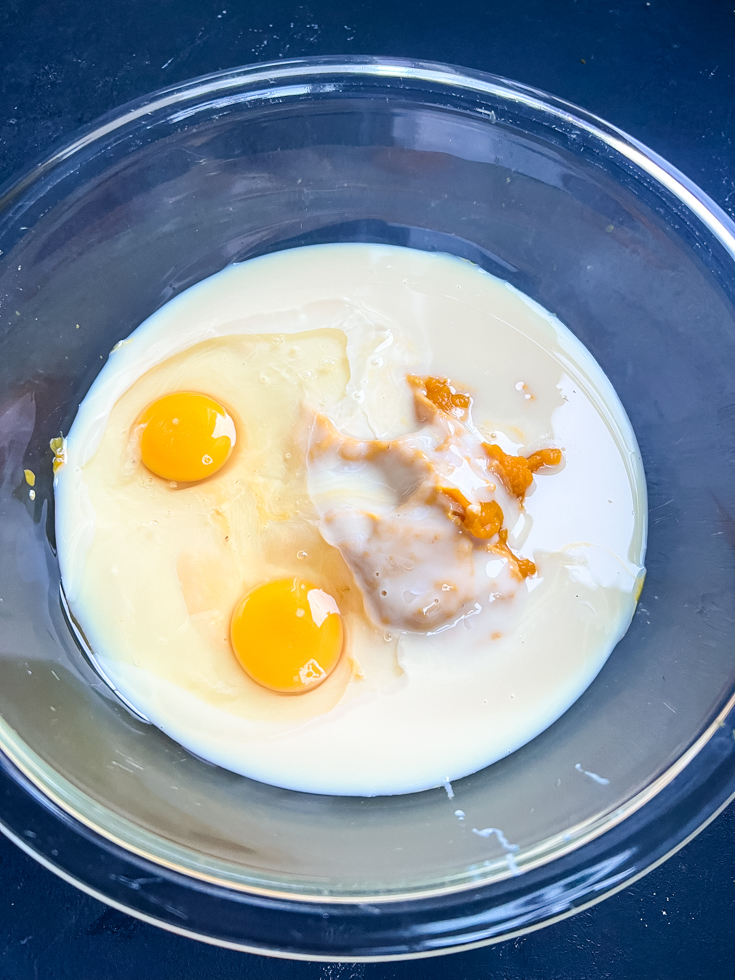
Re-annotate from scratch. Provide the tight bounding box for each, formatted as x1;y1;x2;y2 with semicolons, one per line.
137;391;236;483
230;578;343;694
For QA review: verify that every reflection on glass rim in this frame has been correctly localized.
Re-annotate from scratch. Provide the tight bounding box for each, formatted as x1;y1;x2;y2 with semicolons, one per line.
0;61;733;954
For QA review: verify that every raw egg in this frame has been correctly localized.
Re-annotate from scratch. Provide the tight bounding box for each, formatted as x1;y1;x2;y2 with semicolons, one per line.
54;243;646;796
137;391;236;482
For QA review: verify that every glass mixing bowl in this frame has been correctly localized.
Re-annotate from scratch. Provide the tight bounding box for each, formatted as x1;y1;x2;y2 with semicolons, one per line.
0;57;733;961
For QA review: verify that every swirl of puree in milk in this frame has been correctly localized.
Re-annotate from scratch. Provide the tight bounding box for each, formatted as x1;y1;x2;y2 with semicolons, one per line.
54;244;646;797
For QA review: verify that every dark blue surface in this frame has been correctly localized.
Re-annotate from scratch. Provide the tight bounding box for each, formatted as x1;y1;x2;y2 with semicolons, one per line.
1;0;734;976
0;809;732;978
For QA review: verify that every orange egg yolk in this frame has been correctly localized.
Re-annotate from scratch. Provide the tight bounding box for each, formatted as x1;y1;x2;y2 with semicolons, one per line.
230;578;343;694
137;391;236;483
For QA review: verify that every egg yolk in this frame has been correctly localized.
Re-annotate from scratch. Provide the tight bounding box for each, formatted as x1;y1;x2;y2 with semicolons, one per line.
137;391;236;482
230;578;343;694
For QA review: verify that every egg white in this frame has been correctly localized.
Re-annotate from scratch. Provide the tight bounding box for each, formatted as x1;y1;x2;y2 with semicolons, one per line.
55;244;646;796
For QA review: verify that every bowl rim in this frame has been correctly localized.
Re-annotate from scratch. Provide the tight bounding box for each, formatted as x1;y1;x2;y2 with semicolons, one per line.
0;54;734;954
1;700;733;959
3;54;735;257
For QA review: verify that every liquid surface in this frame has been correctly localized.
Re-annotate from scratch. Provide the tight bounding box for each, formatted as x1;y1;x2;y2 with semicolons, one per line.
55;244;646;796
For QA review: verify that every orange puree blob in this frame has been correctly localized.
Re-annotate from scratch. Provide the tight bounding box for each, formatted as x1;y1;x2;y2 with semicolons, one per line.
484;443;562;498
464;501;504;540
408;375;471;418
484;443;534;497
526;448;563;472
436;484;533;576
437;486;504;541
495;529;536;579
437;484;470;516
408;372;562;577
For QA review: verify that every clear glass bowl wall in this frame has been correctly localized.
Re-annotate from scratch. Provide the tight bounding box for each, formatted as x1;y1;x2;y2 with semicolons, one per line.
0;60;734;906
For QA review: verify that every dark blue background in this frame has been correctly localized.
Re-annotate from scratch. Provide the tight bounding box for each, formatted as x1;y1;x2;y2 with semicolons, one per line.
1;1;734;976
